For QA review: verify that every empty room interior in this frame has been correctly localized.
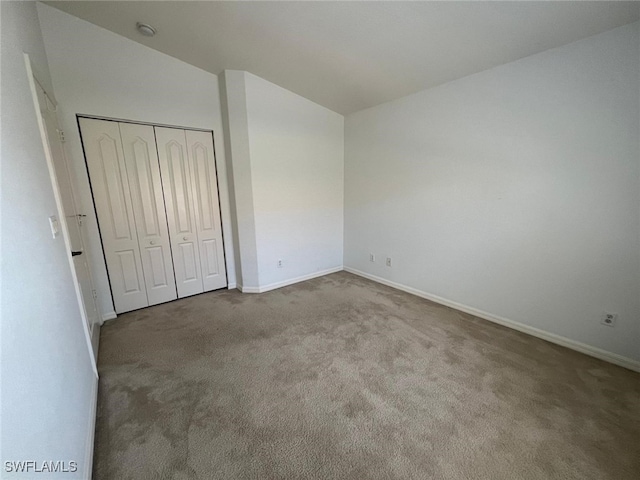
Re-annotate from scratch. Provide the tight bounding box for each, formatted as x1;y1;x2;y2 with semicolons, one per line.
2;1;640;478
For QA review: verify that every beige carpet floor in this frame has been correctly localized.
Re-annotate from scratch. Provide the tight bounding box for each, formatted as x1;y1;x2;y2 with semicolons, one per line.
93;272;639;480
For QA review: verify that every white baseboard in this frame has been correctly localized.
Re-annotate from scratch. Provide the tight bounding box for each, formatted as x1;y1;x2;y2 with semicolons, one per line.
101;311;116;323
240;266;343;294
84;374;99;479
344;267;640;373
227;283;237;290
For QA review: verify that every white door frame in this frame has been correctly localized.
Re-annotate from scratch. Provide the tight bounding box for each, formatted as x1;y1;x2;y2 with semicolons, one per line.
32;75;101;331
24;54;98;375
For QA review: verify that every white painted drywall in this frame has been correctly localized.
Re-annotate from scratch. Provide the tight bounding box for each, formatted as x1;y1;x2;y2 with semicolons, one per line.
244;72;344;287
345;22;640;362
222;71;344;289
1;1;97;477
219;71;260;289
41;1;640;115
36;3;237;317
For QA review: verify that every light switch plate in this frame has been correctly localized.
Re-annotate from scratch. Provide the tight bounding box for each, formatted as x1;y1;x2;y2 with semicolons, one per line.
49;215;60;238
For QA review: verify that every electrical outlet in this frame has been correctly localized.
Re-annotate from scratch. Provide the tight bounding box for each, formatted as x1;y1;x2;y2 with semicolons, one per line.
277;259;283;268
386;257;392;267
601;313;617;327
370;253;375;262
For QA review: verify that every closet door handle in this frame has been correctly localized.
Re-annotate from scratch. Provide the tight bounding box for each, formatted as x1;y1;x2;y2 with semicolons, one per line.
183;236;188;241
150;240;156;245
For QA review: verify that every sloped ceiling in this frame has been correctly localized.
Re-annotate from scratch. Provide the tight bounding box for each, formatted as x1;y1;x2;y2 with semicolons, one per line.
44;1;640;114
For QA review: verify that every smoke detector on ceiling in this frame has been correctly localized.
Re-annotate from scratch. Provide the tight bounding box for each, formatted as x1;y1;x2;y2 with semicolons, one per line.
136;22;156;37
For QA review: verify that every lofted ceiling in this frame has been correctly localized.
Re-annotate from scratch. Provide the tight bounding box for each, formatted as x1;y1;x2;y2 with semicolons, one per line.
44;1;640;115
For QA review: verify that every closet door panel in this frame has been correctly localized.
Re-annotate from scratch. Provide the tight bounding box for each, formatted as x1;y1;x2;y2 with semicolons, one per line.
179;243;199;280
79;118;148;313
155;127;204;298
202;239;220;276
118;250;143;293
119;123;177;306
185;130;228;291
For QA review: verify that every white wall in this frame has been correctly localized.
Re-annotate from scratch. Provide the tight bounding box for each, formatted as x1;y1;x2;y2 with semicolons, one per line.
345;22;640;363
37;3;237;317
1;1;97;477
222;71;344;291
245;72;344;288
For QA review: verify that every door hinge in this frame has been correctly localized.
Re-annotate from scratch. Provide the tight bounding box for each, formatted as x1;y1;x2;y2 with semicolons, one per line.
92;289;98;300
57;129;66;143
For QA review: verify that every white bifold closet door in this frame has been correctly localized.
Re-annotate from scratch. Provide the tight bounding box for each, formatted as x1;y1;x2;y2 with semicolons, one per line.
81;119;227;314
80;118;149;313
184;130;228;292
119;123;177;306
155;127;227;297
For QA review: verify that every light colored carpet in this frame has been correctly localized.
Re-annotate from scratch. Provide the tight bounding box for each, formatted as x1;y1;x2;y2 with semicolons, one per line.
93;272;639;479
